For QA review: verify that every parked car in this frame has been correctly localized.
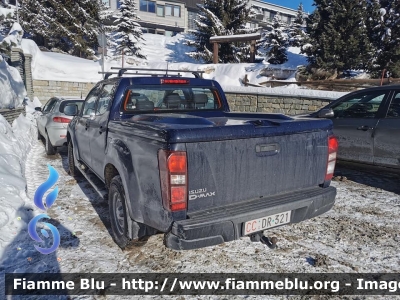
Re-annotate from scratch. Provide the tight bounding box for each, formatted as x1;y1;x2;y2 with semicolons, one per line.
65;68;337;251
308;85;400;169
36;97;84;155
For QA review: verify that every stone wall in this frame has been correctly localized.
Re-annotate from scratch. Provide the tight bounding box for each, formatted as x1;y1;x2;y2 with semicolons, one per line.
33;80;96;104
31;80;332;114
0;108;25;124
225;92;332;115
11;48;34;100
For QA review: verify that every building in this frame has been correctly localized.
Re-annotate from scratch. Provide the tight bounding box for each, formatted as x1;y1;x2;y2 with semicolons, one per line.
103;0;301;36
102;0;202;36
248;0;300;29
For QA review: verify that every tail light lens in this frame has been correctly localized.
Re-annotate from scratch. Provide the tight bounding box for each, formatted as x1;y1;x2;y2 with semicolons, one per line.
53;117;71;123
158;150;187;212
325;136;338;181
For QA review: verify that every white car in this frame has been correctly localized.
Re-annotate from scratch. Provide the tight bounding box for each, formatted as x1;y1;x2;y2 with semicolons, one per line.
36;97;84;155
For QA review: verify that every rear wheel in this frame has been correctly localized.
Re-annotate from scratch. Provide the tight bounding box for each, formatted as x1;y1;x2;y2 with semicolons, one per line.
37;128;42;140
45;132;56;155
109;175;148;249
68;141;81;177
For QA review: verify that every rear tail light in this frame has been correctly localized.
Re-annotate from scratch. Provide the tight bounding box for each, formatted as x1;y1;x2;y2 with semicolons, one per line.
158;150;188;212
53;117;71;123
325;136;338;181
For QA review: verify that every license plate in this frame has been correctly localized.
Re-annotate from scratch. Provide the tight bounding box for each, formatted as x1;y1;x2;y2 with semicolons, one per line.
243;211;291;235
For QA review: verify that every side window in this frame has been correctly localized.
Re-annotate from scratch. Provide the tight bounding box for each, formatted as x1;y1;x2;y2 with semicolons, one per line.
386;92;400;118
96;84;115;115
331;91;387;118
42;98;57;113
81;86;101;116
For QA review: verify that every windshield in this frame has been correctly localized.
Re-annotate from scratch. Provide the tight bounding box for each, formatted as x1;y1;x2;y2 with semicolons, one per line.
122;85;222;112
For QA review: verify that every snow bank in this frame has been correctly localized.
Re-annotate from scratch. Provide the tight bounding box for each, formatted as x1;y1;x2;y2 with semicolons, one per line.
0;56;27;108
0;112;36;254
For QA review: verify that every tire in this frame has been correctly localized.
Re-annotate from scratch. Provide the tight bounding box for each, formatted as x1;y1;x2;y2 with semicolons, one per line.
109;175;148;249
45;132;56;155
68;141;81;177
37;127;42;140
109;175;132;249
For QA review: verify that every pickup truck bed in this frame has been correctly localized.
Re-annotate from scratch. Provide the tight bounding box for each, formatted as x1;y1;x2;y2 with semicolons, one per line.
66;71;337;250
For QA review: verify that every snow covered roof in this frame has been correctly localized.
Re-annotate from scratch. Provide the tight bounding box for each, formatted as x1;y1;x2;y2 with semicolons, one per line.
210;33;262;43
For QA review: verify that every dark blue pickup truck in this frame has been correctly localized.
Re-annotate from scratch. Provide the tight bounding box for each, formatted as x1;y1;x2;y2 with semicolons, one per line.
65;68;338;251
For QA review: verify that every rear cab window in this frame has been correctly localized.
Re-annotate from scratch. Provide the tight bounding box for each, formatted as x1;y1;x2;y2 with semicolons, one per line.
121;85;223;113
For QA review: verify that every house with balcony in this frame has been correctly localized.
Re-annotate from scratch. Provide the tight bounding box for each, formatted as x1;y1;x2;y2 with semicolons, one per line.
102;0;302;36
247;0;302;30
102;0;202;36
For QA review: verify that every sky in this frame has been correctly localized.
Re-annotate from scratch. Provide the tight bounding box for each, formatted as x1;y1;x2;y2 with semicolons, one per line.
262;0;315;14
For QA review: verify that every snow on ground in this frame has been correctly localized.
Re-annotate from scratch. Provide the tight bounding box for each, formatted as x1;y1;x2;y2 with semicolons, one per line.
0;116;399;299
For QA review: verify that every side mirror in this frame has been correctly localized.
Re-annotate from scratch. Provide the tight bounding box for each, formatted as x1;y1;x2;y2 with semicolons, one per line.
318;108;334;118
64;104;78;116
34;107;42;112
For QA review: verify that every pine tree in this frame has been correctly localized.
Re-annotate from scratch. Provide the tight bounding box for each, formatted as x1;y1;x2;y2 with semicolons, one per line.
112;0;145;59
367;0;400;77
303;0;372;75
260;13;288;64
187;0;256;63
0;2;15;40
288;3;306;47
20;0;100;57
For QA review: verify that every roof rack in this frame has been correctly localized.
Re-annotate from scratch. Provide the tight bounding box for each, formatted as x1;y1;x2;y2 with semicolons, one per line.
109;67;205;78
98;71;183;80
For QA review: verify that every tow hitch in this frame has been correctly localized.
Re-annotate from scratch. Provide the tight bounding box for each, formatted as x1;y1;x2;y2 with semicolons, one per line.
250;233;278;249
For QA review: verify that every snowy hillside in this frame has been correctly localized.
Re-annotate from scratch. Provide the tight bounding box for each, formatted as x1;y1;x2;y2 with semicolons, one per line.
18;33;347;100
21;33;309;85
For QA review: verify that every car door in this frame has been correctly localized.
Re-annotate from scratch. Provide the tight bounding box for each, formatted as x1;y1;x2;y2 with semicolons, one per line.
373;90;400;168
87;83;116;178
37;98;57;135
75;85;101;166
329;89;389;164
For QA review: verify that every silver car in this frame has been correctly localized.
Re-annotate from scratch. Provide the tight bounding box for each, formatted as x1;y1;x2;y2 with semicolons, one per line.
309;85;400;169
36;97;84;155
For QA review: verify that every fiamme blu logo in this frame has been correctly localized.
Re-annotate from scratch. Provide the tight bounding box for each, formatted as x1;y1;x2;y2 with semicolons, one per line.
28;164;61;254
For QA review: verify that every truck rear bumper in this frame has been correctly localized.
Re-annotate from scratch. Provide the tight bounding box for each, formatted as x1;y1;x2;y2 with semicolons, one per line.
164;186;336;250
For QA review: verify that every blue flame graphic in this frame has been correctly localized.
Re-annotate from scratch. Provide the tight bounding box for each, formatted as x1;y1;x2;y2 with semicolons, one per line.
28;214;60;254
34;164;59;210
29;164;61;254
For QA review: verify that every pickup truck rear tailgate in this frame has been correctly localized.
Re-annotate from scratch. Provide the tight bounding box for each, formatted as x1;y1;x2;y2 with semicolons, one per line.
186;130;329;212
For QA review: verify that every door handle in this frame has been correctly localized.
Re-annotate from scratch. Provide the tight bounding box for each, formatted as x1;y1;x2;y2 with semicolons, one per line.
85;121;89;130
99;126;106;134
357;125;373;131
